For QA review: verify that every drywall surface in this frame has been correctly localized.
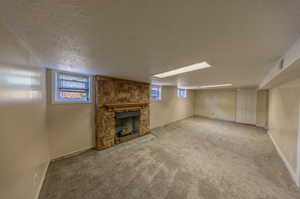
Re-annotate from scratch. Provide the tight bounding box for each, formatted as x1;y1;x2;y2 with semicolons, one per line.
256;90;269;128
195;89;269;126
0;24;49;199
46;70;95;159
194;89;237;121
268;78;300;173
260;37;300;89
150;87;194;129
283;37;300;68
236;88;257;125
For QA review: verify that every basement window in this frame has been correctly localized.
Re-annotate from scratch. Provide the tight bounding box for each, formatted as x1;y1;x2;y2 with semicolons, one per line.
177;88;187;98
150;85;162;101
52;71;92;103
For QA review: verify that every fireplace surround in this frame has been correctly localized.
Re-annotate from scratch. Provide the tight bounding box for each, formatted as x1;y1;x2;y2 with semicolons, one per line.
95;75;150;150
115;110;140;144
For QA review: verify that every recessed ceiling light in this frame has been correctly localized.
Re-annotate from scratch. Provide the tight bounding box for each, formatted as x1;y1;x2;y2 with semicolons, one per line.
153;62;211;78
199;84;232;89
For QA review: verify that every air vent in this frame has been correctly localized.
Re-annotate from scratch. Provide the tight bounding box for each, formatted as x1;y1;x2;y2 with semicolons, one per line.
279;58;284;70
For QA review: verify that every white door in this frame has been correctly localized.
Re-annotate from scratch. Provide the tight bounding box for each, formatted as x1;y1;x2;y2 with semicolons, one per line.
236;89;257;125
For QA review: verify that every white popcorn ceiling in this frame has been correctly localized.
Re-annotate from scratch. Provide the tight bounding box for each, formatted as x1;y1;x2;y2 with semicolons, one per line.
1;0;300;88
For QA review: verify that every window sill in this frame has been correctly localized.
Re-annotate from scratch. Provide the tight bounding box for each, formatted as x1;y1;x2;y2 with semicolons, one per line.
51;100;93;105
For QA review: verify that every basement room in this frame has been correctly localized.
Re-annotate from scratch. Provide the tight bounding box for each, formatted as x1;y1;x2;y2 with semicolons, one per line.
1;1;300;199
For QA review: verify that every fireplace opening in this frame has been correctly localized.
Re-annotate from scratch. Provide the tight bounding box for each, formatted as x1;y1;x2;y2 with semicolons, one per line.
115;110;140;144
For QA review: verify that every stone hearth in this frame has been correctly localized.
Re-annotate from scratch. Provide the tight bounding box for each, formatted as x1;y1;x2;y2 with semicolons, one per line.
95;76;150;150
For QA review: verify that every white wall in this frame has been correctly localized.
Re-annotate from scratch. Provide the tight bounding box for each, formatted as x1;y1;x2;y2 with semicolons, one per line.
194;89;237;121
0;24;49;199
46;70;95;160
194;89;269;127
236;89;257;125
150;86;195;129
268;78;300;184
256;90;268;128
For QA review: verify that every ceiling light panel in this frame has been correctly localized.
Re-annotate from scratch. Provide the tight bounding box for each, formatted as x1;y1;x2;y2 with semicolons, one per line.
179;84;232;90
199;84;232;89
153;62;211;78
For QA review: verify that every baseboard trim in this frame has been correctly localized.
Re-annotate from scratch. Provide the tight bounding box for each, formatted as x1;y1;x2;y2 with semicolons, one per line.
268;132;298;185
150;115;194;130
35;147;93;198
51;147;93;162
194;115;268;130
194;115;235;123
34;161;50;199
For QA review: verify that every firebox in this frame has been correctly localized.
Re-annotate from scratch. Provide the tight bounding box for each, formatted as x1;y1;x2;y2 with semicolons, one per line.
115;110;140;144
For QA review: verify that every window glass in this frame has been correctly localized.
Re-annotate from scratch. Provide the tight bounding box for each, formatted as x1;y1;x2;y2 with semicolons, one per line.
178;88;187;98
151;86;161;100
53;71;91;103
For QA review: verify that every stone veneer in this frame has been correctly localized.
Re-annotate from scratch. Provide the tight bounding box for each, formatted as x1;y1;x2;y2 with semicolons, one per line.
95;75;150;150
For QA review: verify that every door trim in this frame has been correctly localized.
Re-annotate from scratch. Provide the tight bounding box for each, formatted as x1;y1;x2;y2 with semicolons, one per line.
296;102;300;186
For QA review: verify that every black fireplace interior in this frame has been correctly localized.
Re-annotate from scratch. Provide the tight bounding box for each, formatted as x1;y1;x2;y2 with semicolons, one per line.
115;110;140;138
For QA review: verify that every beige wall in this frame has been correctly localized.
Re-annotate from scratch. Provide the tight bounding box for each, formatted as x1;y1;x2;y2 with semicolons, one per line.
194;89;237;121
256;90;269;128
46;70;95;159
47;84;194;158
0;25;49;199
268;78;300;172
150;87;195;129
194;89;269;126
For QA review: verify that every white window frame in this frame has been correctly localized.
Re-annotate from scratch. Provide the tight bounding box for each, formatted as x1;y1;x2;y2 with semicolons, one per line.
52;70;92;104
177;88;187;98
150;85;162;101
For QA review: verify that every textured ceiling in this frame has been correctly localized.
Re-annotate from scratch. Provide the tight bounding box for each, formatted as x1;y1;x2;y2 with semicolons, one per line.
1;0;300;88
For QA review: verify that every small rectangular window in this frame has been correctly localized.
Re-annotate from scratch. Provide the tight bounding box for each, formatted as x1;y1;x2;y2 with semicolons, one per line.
177;88;187;98
53;71;91;103
150;86;162;101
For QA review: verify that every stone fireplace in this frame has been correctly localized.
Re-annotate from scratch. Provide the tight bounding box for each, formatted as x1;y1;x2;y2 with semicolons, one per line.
95;75;150;150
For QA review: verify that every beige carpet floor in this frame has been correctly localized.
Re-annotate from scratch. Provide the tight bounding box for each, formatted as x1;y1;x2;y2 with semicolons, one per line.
39;117;300;199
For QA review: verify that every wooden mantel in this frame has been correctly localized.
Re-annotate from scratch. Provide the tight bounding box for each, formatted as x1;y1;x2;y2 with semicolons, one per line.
103;102;149;112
